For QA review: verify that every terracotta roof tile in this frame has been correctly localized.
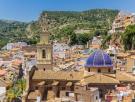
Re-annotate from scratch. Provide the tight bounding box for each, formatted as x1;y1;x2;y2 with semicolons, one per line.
116;71;135;82
33;70;83;81
83;74;119;84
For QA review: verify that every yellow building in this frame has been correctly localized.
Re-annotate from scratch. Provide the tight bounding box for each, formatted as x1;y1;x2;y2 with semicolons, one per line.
126;55;135;73
124;15;132;27
37;13;53;70
112;12;125;33
111;12;135;33
124;14;135;27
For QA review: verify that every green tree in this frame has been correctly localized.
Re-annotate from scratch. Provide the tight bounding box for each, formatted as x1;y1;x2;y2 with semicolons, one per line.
69;32;77;45
7;78;26;101
121;25;135;50
101;34;112;49
77;33;90;45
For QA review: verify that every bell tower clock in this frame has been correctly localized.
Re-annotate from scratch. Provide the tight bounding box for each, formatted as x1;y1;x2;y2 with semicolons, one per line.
37;13;53;70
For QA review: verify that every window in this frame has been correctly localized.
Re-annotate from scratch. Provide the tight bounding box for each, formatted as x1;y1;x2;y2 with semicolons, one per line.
108;68;111;73
96;96;98;100
88;68;90;72
61;87;65;90
66;92;69;96
98;69;101;73
44;68;46;71
42;49;46;58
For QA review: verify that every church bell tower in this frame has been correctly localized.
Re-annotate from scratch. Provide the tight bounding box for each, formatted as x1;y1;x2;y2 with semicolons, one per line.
37;13;53;70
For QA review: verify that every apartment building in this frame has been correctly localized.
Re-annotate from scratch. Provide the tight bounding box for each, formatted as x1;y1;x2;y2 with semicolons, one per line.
110;11;135;33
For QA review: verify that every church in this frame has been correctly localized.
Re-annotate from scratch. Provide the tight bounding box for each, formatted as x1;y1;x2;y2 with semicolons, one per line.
23;13;135;102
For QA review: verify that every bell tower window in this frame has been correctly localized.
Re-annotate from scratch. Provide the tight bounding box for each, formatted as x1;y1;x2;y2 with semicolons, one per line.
88;68;90;72
108;68;111;73
42;49;46;58
98;69;101;73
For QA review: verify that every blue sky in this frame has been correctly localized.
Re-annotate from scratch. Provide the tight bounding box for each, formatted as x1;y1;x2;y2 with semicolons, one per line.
0;0;135;22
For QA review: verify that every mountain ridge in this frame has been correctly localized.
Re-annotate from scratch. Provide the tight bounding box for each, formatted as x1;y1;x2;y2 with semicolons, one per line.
0;9;119;48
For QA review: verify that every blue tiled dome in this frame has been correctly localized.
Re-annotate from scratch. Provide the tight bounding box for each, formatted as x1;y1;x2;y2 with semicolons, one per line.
85;50;113;68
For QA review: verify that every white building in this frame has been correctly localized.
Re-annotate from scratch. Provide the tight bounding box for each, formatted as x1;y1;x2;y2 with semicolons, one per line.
3;42;27;50
0;87;6;102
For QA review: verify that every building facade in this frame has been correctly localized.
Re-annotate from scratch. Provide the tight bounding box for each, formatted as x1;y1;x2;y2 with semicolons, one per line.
36;13;53;70
111;11;135;33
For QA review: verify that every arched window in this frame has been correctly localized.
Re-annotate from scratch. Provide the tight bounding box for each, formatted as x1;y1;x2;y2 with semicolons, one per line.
108;68;111;73
88;68;90;72
42;49;46;58
44;68;46;71
98;69;101;73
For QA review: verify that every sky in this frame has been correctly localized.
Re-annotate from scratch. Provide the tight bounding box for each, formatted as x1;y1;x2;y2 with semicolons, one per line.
0;0;135;22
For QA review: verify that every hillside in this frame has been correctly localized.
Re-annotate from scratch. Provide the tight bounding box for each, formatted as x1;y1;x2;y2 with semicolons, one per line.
0;9;119;48
45;9;118;30
28;9;119;44
0;20;28;47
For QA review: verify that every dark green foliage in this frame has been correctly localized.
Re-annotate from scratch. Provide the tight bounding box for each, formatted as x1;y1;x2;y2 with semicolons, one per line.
43;9;118;45
77;33;90;45
7;78;26;101
27;34;40;45
94;30;108;36
43;9;118;30
0;20;28;48
0;36;8;48
69;32;77;45
101;34;112;49
121;25;135;50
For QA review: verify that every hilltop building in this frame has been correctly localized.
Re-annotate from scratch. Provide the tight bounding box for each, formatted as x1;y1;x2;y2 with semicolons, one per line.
110;11;135;33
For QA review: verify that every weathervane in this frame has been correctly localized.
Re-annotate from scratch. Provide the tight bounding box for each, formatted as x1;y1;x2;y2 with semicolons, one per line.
39;13;49;32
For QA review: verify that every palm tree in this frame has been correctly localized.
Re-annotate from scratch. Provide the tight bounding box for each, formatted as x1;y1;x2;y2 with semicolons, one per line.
16;78;26;92
7;87;22;102
7;78;26;102
121;25;135;50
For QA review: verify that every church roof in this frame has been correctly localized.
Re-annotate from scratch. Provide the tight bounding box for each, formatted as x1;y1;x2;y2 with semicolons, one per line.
116;71;135;82
82;74;119;85
32;70;83;81
32;70;135;85
85;50;113;68
27;91;37;100
27;90;40;100
0;78;11;87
